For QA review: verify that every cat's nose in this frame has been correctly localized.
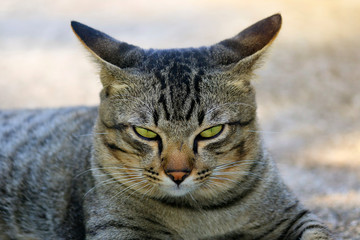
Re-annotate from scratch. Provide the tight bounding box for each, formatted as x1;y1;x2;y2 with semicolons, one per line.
165;169;190;186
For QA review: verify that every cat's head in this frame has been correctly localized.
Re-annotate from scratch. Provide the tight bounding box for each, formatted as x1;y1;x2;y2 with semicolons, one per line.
72;14;281;202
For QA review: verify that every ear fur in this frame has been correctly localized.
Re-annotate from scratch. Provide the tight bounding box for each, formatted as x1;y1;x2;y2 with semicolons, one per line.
71;21;144;69
211;14;282;72
71;21;145;87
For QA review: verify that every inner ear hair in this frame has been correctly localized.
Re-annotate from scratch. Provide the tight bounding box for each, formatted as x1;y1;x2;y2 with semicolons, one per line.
103;84;129;98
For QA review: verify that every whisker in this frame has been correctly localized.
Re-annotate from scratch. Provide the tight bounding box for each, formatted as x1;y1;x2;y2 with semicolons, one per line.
187;192;207;215
214;160;257;170
110;180;148;201
214;162;256;171
78;132;108;137
127;182;151;198
76;166;142;178
92;174;144;179
215;160;254;168
212;172;241;175
83;171;147;199
245;130;280;134
92;172;142;177
141;185;156;199
83;177;120;199
212;170;264;180
209;176;238;184
201;180;228;196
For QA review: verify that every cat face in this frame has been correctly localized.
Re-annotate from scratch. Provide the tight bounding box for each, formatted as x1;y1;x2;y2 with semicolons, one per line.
72;14;281;200
95;63;258;199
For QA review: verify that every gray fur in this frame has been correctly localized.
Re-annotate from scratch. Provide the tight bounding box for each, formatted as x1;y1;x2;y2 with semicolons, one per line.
0;14;335;239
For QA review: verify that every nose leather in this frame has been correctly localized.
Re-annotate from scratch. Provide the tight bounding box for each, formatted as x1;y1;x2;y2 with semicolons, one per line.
165;170;190;185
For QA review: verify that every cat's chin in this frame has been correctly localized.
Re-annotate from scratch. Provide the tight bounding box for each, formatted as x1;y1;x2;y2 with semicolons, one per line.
159;182;195;197
163;186;192;197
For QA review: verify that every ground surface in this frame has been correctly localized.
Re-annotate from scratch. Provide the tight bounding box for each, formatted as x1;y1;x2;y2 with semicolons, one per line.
1;0;359;239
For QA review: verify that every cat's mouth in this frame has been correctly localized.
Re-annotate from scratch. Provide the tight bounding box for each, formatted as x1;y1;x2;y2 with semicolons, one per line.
159;174;197;197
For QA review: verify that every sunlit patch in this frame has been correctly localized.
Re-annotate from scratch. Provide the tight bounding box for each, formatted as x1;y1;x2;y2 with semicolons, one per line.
307;191;360;209
303;132;360;168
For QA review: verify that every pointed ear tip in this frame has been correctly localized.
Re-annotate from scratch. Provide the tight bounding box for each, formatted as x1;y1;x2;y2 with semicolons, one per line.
70;21;82;31
270;13;282;27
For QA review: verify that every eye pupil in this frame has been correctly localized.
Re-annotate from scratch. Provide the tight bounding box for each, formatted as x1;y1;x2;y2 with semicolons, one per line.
134;127;158;139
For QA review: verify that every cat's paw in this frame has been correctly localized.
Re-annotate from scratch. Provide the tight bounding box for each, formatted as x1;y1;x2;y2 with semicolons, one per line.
300;228;337;240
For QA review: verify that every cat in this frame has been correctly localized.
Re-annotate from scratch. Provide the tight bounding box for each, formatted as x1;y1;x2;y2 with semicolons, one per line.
0;14;335;239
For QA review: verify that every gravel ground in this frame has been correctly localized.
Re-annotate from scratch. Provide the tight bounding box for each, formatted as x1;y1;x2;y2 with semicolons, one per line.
1;0;359;239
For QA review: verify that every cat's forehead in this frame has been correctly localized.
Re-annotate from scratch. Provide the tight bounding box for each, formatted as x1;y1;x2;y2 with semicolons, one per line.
140;47;216;72
115;48;255;128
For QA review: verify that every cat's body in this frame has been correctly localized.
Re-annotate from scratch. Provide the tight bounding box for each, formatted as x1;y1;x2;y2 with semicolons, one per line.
0;107;97;239
0;14;335;239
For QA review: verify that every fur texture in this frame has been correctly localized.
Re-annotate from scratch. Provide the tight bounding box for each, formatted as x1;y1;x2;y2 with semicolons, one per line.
0;14;335;239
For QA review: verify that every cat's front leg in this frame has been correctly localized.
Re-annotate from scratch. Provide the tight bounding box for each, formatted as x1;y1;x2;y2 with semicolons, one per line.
85;221;180;240
84;209;181;239
299;228;337;240
284;212;336;240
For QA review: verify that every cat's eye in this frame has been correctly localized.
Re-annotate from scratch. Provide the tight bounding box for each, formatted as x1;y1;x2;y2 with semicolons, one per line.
199;125;223;139
134;127;158;140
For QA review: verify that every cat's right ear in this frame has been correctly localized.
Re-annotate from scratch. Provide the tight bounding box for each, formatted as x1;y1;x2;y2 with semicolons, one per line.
210;14;282;73
71;21;144;85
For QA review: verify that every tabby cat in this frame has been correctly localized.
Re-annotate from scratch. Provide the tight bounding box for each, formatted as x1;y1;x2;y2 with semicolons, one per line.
0;14;335;239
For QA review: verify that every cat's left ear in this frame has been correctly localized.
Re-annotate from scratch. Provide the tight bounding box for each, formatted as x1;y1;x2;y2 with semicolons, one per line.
211;14;282;72
71;21;145;69
71;21;146;87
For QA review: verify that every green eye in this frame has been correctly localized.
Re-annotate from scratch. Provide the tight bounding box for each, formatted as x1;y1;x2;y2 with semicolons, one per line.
134;127;158;139
199;125;223;138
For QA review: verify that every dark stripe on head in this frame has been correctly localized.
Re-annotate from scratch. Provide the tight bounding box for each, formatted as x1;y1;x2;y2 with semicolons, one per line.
101;119;127;131
193;71;203;103
153;109;159;126
214;140;245;156
197;110;205;126
123;136;152;154
155;71;166;90
104;141;129;154
157;138;163;156
185;99;196;121
158;94;170;120
228;117;255;127
204;133;236;153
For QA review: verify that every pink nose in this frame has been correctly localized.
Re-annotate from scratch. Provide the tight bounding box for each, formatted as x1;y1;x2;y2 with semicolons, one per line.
165;170;190;186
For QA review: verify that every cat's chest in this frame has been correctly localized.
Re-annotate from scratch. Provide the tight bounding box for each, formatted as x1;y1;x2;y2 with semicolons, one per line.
147;203;249;239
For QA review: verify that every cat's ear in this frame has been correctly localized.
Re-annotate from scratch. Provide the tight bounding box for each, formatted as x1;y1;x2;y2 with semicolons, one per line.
71;21;144;78
211;14;282;72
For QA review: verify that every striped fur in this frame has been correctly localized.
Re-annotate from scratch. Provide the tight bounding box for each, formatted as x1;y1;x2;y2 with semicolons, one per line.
0;14;335;239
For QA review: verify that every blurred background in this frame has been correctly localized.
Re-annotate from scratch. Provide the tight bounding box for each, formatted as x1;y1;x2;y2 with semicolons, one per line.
1;0;359;238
